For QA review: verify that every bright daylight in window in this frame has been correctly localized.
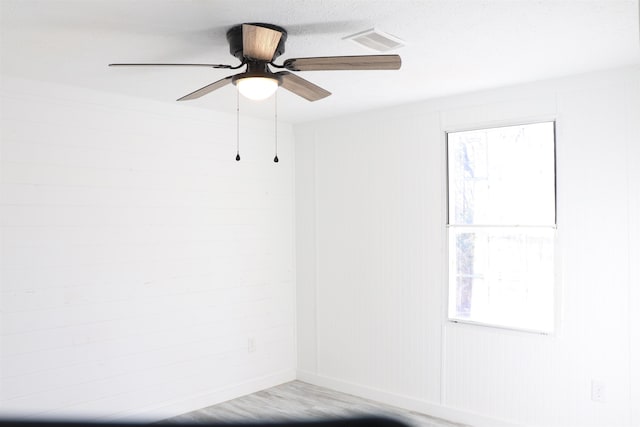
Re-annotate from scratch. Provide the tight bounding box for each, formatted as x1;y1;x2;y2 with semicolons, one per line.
447;122;556;333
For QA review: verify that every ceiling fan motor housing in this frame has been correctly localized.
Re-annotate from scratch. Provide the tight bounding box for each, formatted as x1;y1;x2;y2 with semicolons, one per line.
226;23;288;61
231;61;283;86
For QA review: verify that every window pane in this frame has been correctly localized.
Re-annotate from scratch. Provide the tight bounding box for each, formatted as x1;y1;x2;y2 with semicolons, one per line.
448;227;555;332
448;122;555;226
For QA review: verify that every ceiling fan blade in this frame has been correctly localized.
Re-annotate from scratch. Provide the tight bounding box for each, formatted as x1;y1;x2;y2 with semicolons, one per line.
283;54;401;71
242;24;283;61
276;71;331;102
109;63;233;69
177;76;234;101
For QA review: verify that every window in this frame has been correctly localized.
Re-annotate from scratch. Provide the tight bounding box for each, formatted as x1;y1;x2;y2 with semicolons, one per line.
447;122;556;333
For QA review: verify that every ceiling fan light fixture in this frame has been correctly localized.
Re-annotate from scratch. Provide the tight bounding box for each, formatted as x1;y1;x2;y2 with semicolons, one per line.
111;23;402;106
235;76;280;100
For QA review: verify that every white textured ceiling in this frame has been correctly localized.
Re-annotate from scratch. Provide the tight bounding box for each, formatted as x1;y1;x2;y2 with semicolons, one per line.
1;0;639;123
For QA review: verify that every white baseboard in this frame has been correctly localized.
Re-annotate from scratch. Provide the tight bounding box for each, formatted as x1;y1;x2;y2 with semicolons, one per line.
296;369;518;427
98;368;519;427
106;369;297;423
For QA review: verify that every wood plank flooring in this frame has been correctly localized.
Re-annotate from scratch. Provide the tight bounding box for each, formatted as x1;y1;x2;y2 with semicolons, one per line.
162;381;466;427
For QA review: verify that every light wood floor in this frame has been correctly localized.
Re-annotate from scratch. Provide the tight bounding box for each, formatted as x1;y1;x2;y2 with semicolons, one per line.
162;381;466;427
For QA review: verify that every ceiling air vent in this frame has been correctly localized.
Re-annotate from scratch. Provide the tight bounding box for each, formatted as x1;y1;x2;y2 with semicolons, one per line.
343;28;405;52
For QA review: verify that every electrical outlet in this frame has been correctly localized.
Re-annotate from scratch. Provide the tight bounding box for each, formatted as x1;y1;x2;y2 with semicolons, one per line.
248;337;256;353
591;380;605;402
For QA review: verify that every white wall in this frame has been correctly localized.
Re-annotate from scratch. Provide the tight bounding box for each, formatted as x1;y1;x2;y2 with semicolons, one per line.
0;76;296;421
628;68;640;427
295;66;640;427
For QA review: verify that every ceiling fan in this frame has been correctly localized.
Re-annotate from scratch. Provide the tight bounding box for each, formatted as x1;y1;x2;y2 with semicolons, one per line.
109;23;402;102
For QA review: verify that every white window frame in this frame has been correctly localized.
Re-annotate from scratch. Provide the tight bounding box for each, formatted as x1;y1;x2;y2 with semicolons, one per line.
445;120;558;334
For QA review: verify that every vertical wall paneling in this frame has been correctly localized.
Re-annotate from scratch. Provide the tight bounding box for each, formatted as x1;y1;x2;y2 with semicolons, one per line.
294;124;318;374
0;76;296;420
628;71;640;427
311;108;442;402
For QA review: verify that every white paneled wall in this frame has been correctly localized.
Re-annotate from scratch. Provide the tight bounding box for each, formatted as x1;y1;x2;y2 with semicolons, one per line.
295;66;640;427
628;71;640;427
0;77;296;420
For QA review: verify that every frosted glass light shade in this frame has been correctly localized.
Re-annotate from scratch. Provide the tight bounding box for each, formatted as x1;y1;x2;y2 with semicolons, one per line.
236;77;279;100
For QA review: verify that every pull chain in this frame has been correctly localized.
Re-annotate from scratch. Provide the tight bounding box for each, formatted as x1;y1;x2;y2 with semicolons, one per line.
273;91;279;163
235;90;241;161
